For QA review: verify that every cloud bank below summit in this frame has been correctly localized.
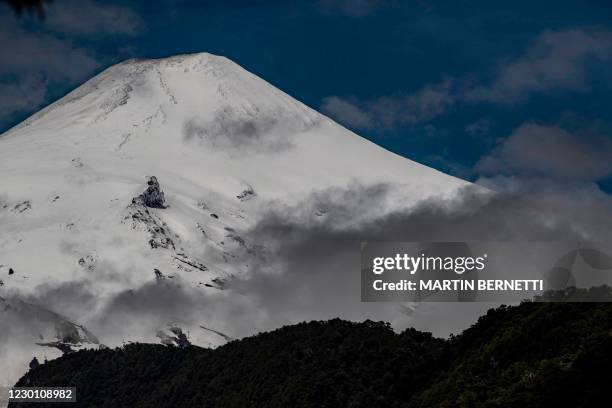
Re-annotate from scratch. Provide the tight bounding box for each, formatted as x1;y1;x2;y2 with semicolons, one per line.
9;176;612;343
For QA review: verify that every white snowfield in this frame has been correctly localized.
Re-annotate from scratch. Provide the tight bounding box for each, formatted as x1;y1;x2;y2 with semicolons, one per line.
0;52;469;386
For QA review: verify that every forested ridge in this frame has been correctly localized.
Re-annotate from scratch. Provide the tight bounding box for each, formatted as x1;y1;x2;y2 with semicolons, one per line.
11;289;612;408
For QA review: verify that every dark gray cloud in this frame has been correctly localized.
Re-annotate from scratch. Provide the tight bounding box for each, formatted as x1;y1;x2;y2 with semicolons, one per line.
224;177;612;333
477;123;612;180
320;96;375;129
321;78;455;129
43;0;143;36
0;15;99;118
322;29;612;130
183;108;317;153
467;29;612;103
0;1;142;125
0;15;100;81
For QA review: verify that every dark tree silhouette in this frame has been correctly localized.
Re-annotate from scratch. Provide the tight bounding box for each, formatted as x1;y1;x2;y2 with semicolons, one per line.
28;357;40;370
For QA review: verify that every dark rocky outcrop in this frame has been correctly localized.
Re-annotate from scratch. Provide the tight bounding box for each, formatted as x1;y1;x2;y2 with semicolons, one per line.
156;326;191;348
124;201;176;250
236;186;255;201
133;176;167;209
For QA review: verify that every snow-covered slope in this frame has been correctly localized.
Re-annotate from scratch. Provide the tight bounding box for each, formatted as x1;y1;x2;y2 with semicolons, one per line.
0;52;468;383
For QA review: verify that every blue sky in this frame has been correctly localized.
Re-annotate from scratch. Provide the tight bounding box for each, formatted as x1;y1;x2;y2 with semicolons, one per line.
2;0;612;189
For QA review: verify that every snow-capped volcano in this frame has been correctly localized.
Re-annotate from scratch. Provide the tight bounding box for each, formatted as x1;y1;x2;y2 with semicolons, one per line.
0;52;468;383
1;52;466;291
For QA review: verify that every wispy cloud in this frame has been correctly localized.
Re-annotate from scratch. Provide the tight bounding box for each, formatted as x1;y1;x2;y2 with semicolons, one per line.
43;0;143;36
0;0;143;128
476;123;612;180
0;15;100;119
0;19;100;82
322;29;612;130
467;29;612;103
322;78;455;129
320;96;375;129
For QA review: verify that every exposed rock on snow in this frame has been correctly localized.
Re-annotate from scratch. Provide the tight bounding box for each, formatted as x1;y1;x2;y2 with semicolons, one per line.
11;201;31;213
200;325;234;342
124;200;177;250
172;253;208;272
133;176;167;209
156;326;191;348
236;186;255;201
77;255;96;271
210;277;226;289
154;268;166;281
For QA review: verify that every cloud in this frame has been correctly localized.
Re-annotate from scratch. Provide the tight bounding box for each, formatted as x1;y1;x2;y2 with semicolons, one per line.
226;177;612;334
0;1;143;128
43;0;143;36
0;22;100;82
476;123;612;180
0;15;100;118
321;29;612;130
4;177;612;386
468;29;612;103
182;107;318;153
320;96;375;129
322;78;455;129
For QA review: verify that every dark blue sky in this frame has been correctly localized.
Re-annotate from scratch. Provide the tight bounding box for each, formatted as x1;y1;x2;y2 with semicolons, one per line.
2;0;612;188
